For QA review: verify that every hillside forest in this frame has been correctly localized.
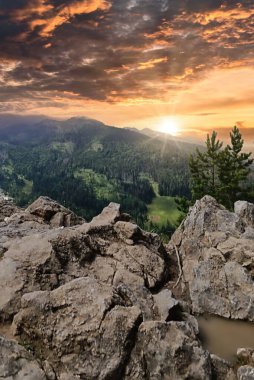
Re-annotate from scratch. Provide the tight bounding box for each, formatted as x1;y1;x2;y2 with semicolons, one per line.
0;116;253;239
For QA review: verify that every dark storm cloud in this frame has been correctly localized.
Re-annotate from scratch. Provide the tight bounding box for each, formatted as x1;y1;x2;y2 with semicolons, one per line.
0;0;253;107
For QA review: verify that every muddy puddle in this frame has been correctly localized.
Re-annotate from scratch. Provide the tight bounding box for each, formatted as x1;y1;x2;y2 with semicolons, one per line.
198;315;254;362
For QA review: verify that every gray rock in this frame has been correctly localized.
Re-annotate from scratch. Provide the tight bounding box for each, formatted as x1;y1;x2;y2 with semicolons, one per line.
90;202;122;227
26;196;84;226
0;194;20;222
0;194;245;379
0;233;54;320
210;354;236;380
0;201;169;322
238;366;254;380
0;335;46;380
13;277;142;380
237;348;254;366
106;242;168;289
170;196;254;321
242;227;254;240
0;228;98;320
124;320;212;380
235;201;254;228
114;221;140;241
153;289;180;321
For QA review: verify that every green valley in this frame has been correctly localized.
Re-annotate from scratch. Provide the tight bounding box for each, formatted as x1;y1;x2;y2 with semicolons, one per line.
147;196;182;228
0;115;197;235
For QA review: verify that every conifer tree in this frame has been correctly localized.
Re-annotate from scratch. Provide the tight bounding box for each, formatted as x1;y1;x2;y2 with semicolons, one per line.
218;126;253;208
189;131;223;200
189;126;253;209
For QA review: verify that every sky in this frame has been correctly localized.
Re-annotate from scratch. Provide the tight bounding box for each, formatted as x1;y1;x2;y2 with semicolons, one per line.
0;0;254;143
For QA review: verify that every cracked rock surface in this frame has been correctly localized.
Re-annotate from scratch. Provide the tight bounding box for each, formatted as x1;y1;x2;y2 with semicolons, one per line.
169;195;254;321
0;194;253;379
13;277;142;380
0;336;46;380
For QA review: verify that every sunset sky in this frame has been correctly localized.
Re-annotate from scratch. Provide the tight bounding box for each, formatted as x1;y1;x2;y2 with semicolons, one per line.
0;0;254;142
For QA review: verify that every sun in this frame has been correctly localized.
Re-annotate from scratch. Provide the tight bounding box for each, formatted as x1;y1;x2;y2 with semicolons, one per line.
159;118;180;136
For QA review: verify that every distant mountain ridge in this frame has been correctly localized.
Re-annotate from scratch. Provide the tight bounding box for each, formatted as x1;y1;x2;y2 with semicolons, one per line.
0;114;201;149
0;114;196;227
124;126;203;146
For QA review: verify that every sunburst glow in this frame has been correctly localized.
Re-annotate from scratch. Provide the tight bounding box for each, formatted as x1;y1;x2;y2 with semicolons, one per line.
159;118;180;136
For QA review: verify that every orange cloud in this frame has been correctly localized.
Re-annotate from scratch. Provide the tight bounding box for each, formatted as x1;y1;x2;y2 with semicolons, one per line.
178;5;254;47
145;22;174;39
137;57;168;70
13;0;53;21
28;0;111;37
104;58;168;78
192;6;254;26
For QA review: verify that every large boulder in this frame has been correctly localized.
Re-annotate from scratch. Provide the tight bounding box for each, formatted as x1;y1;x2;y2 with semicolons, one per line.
169;196;254;321
124;320;212;379
13;277;142;380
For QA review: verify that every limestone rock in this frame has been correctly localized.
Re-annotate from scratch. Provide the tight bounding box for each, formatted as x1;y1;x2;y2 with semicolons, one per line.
0;335;46;380
170;196;254;321
13;277;142;380
0;194;247;379
235;201;254;228
0;233;54;320
0;228;99;320
0;200;169;322
26;196;84;226
124;320;212;380
210;354;236;380
106;242;168;289
237;348;254;367
153;289;180;321
0;194;20;222
0;196;84;253
238;366;254;380
90;202;122;227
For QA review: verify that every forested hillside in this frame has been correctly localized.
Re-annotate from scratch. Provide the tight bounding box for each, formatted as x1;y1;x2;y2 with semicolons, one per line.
0;115;198;231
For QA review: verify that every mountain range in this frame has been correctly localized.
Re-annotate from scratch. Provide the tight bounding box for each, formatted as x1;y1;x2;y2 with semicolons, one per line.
0;114;199;231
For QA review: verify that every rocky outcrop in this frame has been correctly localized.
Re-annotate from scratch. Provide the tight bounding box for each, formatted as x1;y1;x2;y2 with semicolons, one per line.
170;196;254;321
0;199;169;321
1;194;253;379
0;195;84;249
26;196;84;227
1;196;205;379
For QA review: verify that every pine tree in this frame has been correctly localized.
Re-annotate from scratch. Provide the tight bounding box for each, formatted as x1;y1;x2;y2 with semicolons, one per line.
189;126;253;209
189;131;223;200
218;126;253;208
